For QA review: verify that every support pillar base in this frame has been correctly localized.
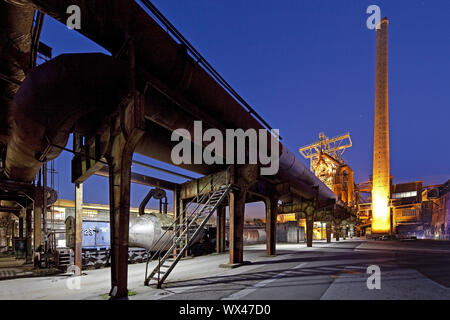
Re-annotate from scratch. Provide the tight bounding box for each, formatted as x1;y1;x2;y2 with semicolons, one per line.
219;261;252;269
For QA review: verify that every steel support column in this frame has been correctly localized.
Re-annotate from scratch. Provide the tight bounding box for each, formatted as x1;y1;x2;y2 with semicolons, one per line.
19;216;24;238
216;205;226;253
265;197;278;256
107;37;145;299
229;188;246;264
33;187;42;253
326;222;332;243
342;223;347;240
306;213;314;247
108;116;144;298
172;186;181;257
26;208;32;263
11;221;15;242
334;220;341;242
178;199;189;258
74;183;83;275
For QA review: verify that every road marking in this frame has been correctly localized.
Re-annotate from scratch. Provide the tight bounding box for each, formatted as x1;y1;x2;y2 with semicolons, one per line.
344;266;368;270
222;262;307;300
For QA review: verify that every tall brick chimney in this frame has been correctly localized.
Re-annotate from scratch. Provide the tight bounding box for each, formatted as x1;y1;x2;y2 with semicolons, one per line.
371;17;391;233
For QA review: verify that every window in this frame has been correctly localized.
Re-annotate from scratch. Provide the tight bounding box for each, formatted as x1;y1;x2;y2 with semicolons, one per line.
392;191;417;199
401;209;419;217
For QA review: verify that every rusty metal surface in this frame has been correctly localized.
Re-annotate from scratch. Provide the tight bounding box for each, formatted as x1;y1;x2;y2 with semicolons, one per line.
0;1;34;144
5;0;338;203
5;53;131;181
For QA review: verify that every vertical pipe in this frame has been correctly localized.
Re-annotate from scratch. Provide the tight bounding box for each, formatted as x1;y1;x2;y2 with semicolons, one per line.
74;183;83;275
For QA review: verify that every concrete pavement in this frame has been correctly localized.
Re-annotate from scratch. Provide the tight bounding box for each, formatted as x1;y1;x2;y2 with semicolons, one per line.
1;239;449;300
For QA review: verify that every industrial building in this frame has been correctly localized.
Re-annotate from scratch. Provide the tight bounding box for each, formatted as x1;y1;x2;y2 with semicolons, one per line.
355;179;450;239
0;0;448;303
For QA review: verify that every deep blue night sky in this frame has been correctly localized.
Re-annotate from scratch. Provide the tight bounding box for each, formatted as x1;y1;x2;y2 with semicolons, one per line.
39;1;450;216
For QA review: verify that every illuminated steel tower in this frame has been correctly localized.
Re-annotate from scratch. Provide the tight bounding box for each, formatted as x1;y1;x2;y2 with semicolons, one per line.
372;17;391;233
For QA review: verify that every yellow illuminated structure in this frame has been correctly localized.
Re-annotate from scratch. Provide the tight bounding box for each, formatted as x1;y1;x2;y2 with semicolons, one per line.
299;132;354;205
371;18;391;233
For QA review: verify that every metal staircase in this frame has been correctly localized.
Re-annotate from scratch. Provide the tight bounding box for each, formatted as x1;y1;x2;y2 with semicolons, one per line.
144;168;232;288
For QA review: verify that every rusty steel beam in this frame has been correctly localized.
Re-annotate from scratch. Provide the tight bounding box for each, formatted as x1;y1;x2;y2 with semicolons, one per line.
72;135;107;184
180;169;229;200
132;159;194;180
95;166;178;191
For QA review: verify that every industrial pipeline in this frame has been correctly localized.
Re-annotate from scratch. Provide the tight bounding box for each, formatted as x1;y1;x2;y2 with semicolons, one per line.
1;0;337;204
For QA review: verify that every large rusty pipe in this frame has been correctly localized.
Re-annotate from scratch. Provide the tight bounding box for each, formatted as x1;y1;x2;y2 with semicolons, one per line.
0;0;34;143
8;0;338;202
5;53;223;181
21;0;266;133
5;53;131;181
279;147;337;201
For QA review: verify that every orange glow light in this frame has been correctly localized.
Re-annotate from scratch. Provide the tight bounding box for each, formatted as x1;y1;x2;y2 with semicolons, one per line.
371;187;390;233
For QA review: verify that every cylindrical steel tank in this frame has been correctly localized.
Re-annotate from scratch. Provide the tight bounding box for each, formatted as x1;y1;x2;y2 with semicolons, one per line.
243;228;267;245
128;213;174;251
226;226;267;245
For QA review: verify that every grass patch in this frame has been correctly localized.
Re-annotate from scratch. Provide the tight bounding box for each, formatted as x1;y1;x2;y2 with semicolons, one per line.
128;290;138;296
100;290;137;299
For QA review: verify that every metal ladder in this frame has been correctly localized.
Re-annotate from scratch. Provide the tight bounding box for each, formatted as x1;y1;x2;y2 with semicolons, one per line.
144;168;232;288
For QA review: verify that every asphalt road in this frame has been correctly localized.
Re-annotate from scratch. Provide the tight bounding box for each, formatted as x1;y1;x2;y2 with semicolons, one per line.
159;240;450;300
1;239;450;300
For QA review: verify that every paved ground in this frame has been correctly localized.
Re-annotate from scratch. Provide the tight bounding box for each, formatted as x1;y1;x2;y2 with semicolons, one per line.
0;256;61;280
1;239;450;300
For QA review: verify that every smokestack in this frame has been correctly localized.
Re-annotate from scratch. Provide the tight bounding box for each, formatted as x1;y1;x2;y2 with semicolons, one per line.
371;17;390;233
